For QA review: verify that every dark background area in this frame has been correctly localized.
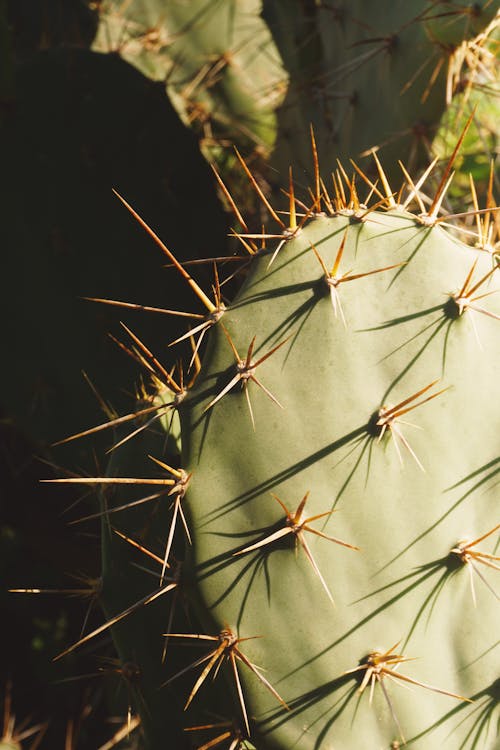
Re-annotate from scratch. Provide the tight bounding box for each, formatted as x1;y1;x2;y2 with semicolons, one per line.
0;1;227;744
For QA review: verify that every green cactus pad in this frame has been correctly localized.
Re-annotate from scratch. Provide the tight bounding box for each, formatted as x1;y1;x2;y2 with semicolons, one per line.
264;0;500;185
92;0;285;153
178;209;499;748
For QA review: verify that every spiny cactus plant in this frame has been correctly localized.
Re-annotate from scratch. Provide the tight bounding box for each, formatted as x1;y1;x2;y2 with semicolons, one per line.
264;0;500;183
43;126;500;749
92;0;285;156
91;0;499;185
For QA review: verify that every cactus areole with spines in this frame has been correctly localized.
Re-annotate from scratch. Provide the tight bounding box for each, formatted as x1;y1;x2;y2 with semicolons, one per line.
48;147;499;748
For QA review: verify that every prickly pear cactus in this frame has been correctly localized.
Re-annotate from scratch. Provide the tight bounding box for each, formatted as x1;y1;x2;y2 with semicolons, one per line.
264;0;500;184
91;0;500;196
48;150;499;749
175;178;499;748
92;0;285;155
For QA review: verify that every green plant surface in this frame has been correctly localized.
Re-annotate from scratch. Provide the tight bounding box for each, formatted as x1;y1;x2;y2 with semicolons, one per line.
175;202;499;747
433;88;500;205
92;0;285;156
91;1;499;188
264;1;500;186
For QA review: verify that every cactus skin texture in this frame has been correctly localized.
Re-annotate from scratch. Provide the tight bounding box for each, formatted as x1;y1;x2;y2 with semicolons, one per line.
92;0;285;154
77;149;500;749
92;0;498;181
263;0;500;184
177;204;499;748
